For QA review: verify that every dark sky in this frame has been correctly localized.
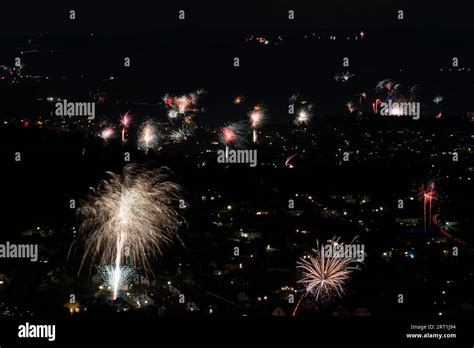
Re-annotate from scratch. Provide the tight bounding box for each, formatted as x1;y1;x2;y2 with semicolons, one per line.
1;0;474;35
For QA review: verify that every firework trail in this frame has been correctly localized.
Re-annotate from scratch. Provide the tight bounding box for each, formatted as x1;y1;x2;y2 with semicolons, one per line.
417;182;437;232
75;164;183;299
358;92;367;105
219;122;249;150
293;237;363;315
248;105;267;143
138;120;160;152
285;153;298;168
119;112;132;143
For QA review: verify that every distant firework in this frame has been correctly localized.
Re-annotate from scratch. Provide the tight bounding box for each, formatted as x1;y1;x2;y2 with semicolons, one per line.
376;78;395;92
169;128;189;142
418;182;437;232
120;112;132;128
293;237;363;315
119;112;132;143
75;164;183;299
100;127;114;141
294;105;314;125
233;95;245;104
163;90;203;119
138;121;160;152
219;122;249;149
182;115;197;133
433;95;444;104
334;71;355;82
346;101;356;113
248;105;268;143
285;153;298;168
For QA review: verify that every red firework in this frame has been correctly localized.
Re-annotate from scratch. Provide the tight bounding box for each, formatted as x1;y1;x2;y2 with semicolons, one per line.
221;127;236;144
417;182;437;232
119;112;132;143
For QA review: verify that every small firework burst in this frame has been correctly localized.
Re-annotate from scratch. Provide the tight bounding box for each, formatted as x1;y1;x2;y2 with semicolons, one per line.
169;128;189;142
100;126;115;141
248;105;267;129
167;109;179;120
433;95;444;104
219;122;249;149
294;237;363;314
248;105;268;143
182;115;197;132
163;91;202;120
120;112;132;128
233;95;245;104
358;92;367;104
334;71;355;82
376;78;395;92
346;101;356;113
138;120;160;152
294;105;314;126
120;112;132;143
417;181;437;232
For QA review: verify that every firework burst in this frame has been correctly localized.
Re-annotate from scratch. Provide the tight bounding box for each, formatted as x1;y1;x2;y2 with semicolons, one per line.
163;90;203;121
75;164;183;299
233;95;245;104
100;126;115;142
138;120;160;152
294;105;314;126
293;237;363;315
334;71;355;82
346;101;356;113
433;95;444;104
248;105;268;143
169;128;189;143
119;112;132;143
219;122;249;149
182;115;197;133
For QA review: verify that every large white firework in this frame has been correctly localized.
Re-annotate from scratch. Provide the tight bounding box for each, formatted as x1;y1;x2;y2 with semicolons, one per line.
76;164;183;299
